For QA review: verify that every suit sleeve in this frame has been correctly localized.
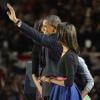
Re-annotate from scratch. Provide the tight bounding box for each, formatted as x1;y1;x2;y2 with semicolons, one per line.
19;22;57;48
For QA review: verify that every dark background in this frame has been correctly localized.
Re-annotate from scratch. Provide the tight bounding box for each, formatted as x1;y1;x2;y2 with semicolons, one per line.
0;0;100;100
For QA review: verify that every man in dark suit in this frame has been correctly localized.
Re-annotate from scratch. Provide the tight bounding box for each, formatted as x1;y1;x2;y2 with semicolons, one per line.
7;3;62;100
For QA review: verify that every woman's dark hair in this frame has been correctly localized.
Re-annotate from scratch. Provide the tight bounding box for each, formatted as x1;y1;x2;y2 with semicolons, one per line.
57;22;80;54
34;19;43;32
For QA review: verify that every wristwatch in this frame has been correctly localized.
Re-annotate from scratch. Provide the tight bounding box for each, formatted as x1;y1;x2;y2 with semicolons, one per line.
15;19;22;27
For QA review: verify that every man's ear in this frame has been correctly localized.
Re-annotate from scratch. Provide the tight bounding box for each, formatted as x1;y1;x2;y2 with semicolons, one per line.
53;28;57;33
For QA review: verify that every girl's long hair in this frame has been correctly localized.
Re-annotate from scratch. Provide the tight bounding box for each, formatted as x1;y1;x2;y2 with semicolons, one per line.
58;22;80;54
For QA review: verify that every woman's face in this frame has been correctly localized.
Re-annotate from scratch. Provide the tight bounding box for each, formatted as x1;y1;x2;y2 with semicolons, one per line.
41;20;56;35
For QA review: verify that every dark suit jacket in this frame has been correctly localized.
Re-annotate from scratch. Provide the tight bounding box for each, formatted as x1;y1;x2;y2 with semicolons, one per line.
20;22;63;97
32;45;41;77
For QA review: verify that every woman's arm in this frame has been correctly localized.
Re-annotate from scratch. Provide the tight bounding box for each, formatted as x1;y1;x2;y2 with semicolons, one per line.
41;53;75;86
41;76;65;86
50;54;75;86
64;54;75;86
78;57;94;97
32;74;42;95
48;78;65;86
7;4;58;47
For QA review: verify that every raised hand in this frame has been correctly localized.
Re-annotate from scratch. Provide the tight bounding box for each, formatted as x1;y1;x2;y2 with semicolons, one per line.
7;3;18;23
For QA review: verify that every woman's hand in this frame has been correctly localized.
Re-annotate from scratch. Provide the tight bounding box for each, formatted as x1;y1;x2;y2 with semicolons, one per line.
7;3;18;23
40;76;46;82
40;76;51;83
37;77;42;83
32;74;42;95
81;89;89;99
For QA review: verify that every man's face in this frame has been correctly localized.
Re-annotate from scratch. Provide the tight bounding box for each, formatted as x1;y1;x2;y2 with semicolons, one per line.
41;20;56;35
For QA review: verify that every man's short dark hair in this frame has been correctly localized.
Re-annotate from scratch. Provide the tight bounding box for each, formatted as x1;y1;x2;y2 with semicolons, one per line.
45;15;61;28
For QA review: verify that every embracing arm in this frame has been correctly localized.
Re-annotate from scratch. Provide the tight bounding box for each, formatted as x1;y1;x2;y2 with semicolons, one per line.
41;76;65;86
50;54;75;86
32;74;42;95
46;78;65;86
41;54;75;87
